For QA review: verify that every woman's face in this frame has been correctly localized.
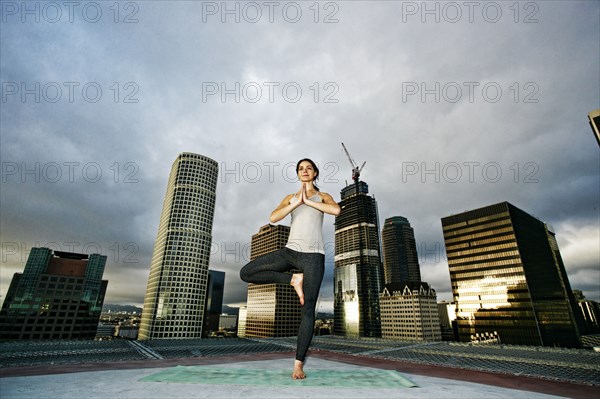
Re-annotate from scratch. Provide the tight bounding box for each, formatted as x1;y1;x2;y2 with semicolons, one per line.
297;160;317;183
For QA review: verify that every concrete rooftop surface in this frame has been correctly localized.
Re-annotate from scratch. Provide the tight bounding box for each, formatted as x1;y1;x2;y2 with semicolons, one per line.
1;336;599;399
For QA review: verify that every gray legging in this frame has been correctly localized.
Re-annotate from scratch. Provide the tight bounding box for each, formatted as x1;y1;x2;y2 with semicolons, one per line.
239;247;324;362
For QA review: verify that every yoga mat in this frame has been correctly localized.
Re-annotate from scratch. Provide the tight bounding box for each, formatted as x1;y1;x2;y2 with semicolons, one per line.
139;366;418;388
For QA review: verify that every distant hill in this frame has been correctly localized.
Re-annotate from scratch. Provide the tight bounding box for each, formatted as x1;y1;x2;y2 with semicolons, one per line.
103;304;239;315
102;304;143;313
218;307;332;319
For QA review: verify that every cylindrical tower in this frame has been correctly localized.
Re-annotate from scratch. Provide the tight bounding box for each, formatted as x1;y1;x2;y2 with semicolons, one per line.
139;153;218;339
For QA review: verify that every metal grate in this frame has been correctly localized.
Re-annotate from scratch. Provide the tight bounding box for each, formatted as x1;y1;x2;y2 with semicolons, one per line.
1;337;598;386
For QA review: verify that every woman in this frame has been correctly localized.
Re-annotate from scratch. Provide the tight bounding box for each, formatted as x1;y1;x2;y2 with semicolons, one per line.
240;158;341;379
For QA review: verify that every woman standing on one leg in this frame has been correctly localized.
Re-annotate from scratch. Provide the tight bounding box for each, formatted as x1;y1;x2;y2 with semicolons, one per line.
240;158;340;380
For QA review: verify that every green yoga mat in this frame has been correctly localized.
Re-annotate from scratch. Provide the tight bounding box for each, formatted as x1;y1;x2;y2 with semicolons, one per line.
139;366;418;388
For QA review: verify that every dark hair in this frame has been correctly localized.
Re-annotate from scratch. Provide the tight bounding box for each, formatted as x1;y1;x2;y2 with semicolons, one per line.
296;158;320;191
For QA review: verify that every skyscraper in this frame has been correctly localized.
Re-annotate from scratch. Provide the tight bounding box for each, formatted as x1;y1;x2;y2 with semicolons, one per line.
379;216;441;341
334;181;382;337
139;153;218;339
442;201;584;347
243;224;302;338
381;216;421;284
0;247;107;340
203;270;225;337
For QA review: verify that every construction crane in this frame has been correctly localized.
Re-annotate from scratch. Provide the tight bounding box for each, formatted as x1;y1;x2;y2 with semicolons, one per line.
341;142;366;184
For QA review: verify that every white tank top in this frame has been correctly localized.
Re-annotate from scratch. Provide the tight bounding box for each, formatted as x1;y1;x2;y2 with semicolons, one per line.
285;193;325;254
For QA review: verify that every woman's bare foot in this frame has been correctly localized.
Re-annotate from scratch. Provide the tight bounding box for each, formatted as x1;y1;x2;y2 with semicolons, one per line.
290;273;304;306
292;359;306;379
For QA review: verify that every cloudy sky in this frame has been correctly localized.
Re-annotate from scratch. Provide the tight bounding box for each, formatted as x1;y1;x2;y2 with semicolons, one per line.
1;1;599;312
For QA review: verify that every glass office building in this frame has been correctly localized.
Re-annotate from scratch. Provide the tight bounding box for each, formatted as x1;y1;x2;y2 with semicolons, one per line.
0;248;108;340
139;153;218;339
203;270;225;337
381;216;421;284
442;202;584;347
334;181;382;337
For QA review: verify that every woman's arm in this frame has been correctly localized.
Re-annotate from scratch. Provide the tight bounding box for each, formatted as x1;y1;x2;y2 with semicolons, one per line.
304;190;341;216
269;193;301;223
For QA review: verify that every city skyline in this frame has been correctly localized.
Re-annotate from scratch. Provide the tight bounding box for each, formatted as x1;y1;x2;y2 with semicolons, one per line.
1;158;598;313
1;2;598;312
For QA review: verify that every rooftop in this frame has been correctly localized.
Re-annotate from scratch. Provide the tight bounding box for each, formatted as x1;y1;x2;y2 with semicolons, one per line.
1;336;599;398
